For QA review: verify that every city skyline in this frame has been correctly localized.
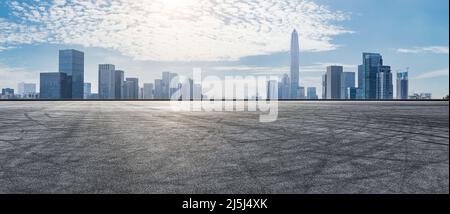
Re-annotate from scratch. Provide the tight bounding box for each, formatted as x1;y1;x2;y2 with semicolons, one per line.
0;0;448;98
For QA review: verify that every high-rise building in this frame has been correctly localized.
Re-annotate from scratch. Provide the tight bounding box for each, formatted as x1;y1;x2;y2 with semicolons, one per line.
325;66;343;99
154;79;163;99
123;78;139;99
307;87;318;99
376;66;393;99
348;87;357;99
361;53;383;99
290;29;300;99
193;83;202;100
396;71;409;100
98;64;115;99
40;72;70;99
280;74;290;99
297;86;305;99
83;83;91;99
162;71;171;99
341;72;355;99
143;83;154;99
113;70;124;99
59;49;84;99
322;74;327;99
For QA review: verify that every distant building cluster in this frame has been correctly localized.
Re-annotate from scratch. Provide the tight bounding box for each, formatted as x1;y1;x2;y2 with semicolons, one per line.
0;30;439;100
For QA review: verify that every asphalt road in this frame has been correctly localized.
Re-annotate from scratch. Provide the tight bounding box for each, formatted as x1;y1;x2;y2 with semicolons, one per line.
0;101;448;193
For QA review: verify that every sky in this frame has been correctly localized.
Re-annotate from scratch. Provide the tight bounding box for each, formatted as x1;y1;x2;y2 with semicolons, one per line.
0;0;448;98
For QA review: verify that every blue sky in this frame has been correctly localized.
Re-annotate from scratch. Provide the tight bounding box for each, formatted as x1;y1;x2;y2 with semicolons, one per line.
0;0;448;98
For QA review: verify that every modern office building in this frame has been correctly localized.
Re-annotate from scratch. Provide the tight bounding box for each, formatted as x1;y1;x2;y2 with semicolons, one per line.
341;72;355;99
59;49;84;99
297;86;305;99
280;74;290;99
396;71;409;100
154;79;163;99
322;74;327;99
113;70;124;99
1;88;15;99
40;72;70;99
348;87;357;99
376;66;393;99
361;53;383;99
83;83;91;99
290;29;300;99
143;83;154;99
325;66;343;99
307;87;318;99
193;83;202;100
98;64;115;99
123;78;139;99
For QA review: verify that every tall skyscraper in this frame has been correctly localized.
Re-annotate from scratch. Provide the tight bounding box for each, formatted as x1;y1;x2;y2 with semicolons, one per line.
341;72;356;99
83;83;91;99
123;78;139;99
396;71;409;99
113;70;124;99
154;79;163;99
162;71;171;99
361;53;383;99
325;66;343;99
376;66;393;99
59;49;84;99
143;83;154;99
290;29;300;99
40;72;70;99
307;87;318;99
322;74;327;99
280;74;290;99
98;64;115;99
297;86;305;99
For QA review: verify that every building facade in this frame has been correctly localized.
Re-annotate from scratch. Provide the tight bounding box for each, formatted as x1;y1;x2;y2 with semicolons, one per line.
290;29;300;99
376;66;393;99
59;49;84;99
325;66;343;99
396;71;409;99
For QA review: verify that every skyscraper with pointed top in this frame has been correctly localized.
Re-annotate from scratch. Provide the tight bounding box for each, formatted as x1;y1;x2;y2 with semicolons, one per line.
290;29;300;99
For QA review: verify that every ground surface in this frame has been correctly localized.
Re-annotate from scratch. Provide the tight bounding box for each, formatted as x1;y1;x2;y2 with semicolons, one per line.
0;101;448;193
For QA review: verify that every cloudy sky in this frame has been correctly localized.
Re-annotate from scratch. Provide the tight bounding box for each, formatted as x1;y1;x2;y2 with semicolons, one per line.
0;0;448;98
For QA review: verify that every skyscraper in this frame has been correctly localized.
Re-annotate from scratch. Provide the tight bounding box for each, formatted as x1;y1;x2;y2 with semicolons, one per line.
143;83;154;99
322;74;327;99
290;29;300;99
325;66;343;99
113;70;124;99
376;66;393;99
98;64;115;99
40;72;70;99
154;79;163;99
162;71;171;99
83;83;91;99
361;53;383;99
280;74;290;99
297;86;305;99
59;49;84;99
307;87;318;99
341;72;356;99
123;78;139;99
396;71;409;99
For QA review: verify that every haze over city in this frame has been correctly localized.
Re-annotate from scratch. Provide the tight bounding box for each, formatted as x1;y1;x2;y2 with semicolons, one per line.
0;0;448;98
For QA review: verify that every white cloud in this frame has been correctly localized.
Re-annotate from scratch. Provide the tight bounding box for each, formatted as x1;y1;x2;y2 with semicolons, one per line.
0;0;352;61
414;68;449;79
209;62;357;74
397;46;449;54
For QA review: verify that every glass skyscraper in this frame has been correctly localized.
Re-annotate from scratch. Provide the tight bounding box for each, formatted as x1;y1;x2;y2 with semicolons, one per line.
396;71;409;99
361;53;383;99
376;66;393;99
59;49;84;99
290;29;300;99
40;72;70;99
